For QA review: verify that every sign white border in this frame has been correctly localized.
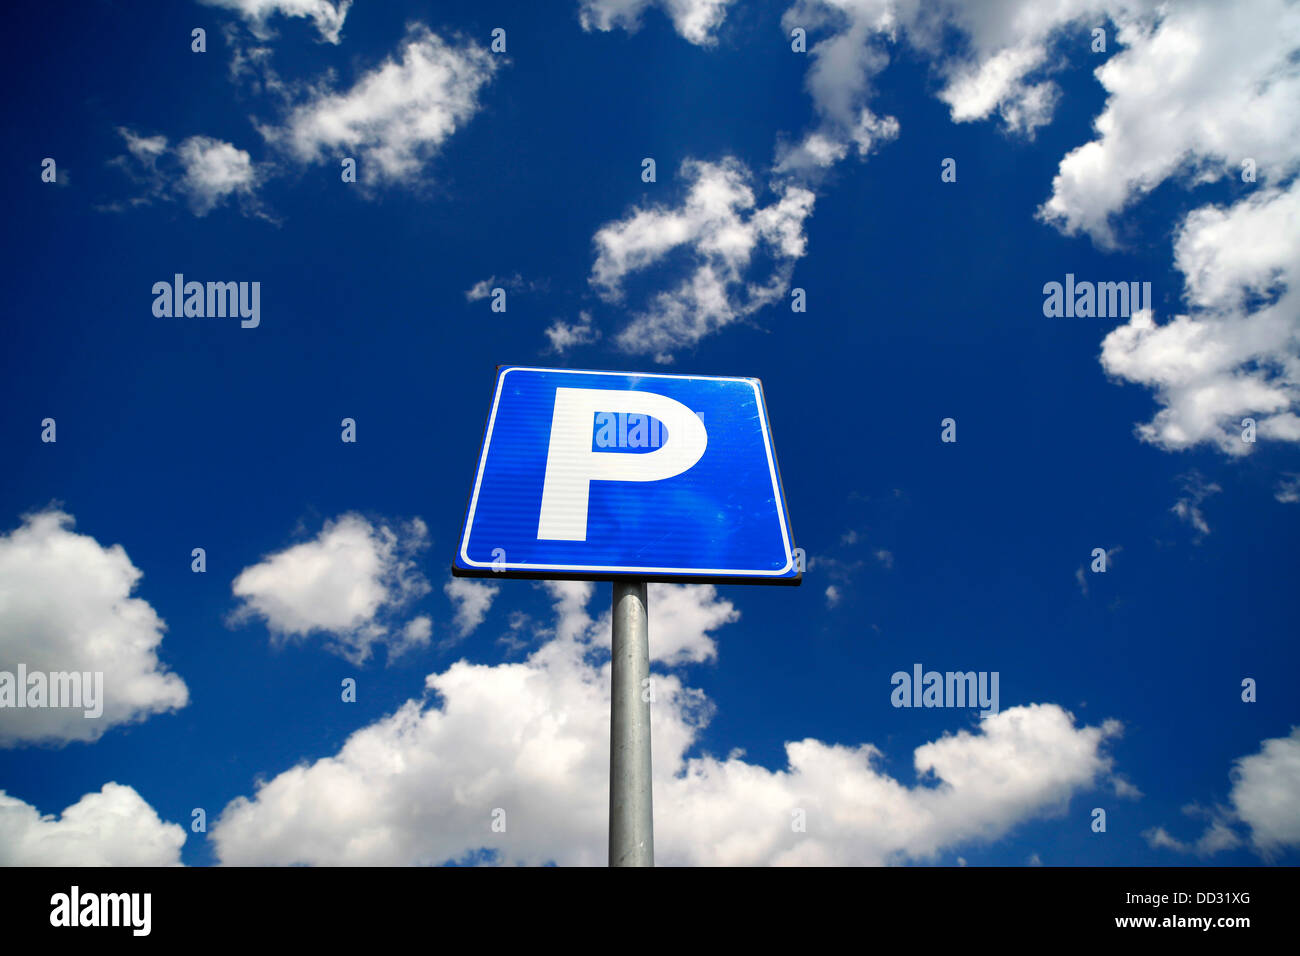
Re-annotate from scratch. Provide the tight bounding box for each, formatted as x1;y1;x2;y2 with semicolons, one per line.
457;367;796;577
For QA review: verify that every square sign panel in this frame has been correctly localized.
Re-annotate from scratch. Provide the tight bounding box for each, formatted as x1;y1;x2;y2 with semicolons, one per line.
452;367;800;584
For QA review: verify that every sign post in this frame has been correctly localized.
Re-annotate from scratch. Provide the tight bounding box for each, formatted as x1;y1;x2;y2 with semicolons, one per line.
609;581;653;866
453;367;800;866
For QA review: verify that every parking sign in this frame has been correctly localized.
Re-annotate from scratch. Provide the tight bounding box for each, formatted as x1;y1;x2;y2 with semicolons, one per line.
452;367;799;584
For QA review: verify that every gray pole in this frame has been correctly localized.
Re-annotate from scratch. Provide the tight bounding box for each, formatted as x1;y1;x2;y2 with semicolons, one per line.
609;580;654;866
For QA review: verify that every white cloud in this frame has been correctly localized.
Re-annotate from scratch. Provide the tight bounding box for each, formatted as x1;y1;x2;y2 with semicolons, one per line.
1230;726;1300;853
464;274;547;303
1039;1;1300;244
115;25;499;211
497;610;535;656
200;0;352;44
444;578;500;638
110;128;263;217
1100;182;1300;454
464;277;496;302
225;30;280;95
230;513;432;664
590;158;815;360
1170;472;1221;538
175;136;261;215
262;25;499;186
121;129;167;163
0;784;185;865
578;0;735;46
922;0;1129;134
777;0;1121;171
0;510;189;747
1276;474;1300;504
825;584;842;607
1144;819;1242;856
1031;2;1300;455
772;2;1300;456
392;616;433;658
545;311;601;353
642;583;736;665
542;581;735;666
1145;726;1300;857
210;582;1121;865
1112;775;1142;799
535;580;595;641
777;1;1163;158
776;0;901;172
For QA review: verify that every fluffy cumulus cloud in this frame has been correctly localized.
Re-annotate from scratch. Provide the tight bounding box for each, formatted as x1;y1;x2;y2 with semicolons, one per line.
590;158;815;361
1038;1;1299;242
1145;726;1300;857
1032;0;1300;455
1230;726;1300;853
230;513;432;664
665;707;1121;866
579;582;736;665
211;581;1120;865
578;0;735;46
533;580;734;666
175;136;262;214
110;128;263;217
200;0;352;44
1100;181;1300;454
0;784;186;866
262;25;499;186
774;1;1300;459
0;510;189;747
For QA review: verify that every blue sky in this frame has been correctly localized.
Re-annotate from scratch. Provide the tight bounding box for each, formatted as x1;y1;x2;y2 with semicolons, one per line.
1;0;1298;866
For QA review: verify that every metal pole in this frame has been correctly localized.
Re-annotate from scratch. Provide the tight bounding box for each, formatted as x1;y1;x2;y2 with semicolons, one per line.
609;580;654;866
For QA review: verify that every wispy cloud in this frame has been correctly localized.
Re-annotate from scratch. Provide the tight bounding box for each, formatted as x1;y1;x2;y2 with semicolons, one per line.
578;0;735;46
1171;473;1222;539
199;0;353;44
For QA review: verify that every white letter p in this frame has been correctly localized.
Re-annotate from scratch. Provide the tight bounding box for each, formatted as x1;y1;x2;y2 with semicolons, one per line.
537;387;707;540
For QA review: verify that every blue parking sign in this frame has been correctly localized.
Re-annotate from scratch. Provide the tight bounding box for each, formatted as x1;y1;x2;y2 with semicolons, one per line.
452;367;800;584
